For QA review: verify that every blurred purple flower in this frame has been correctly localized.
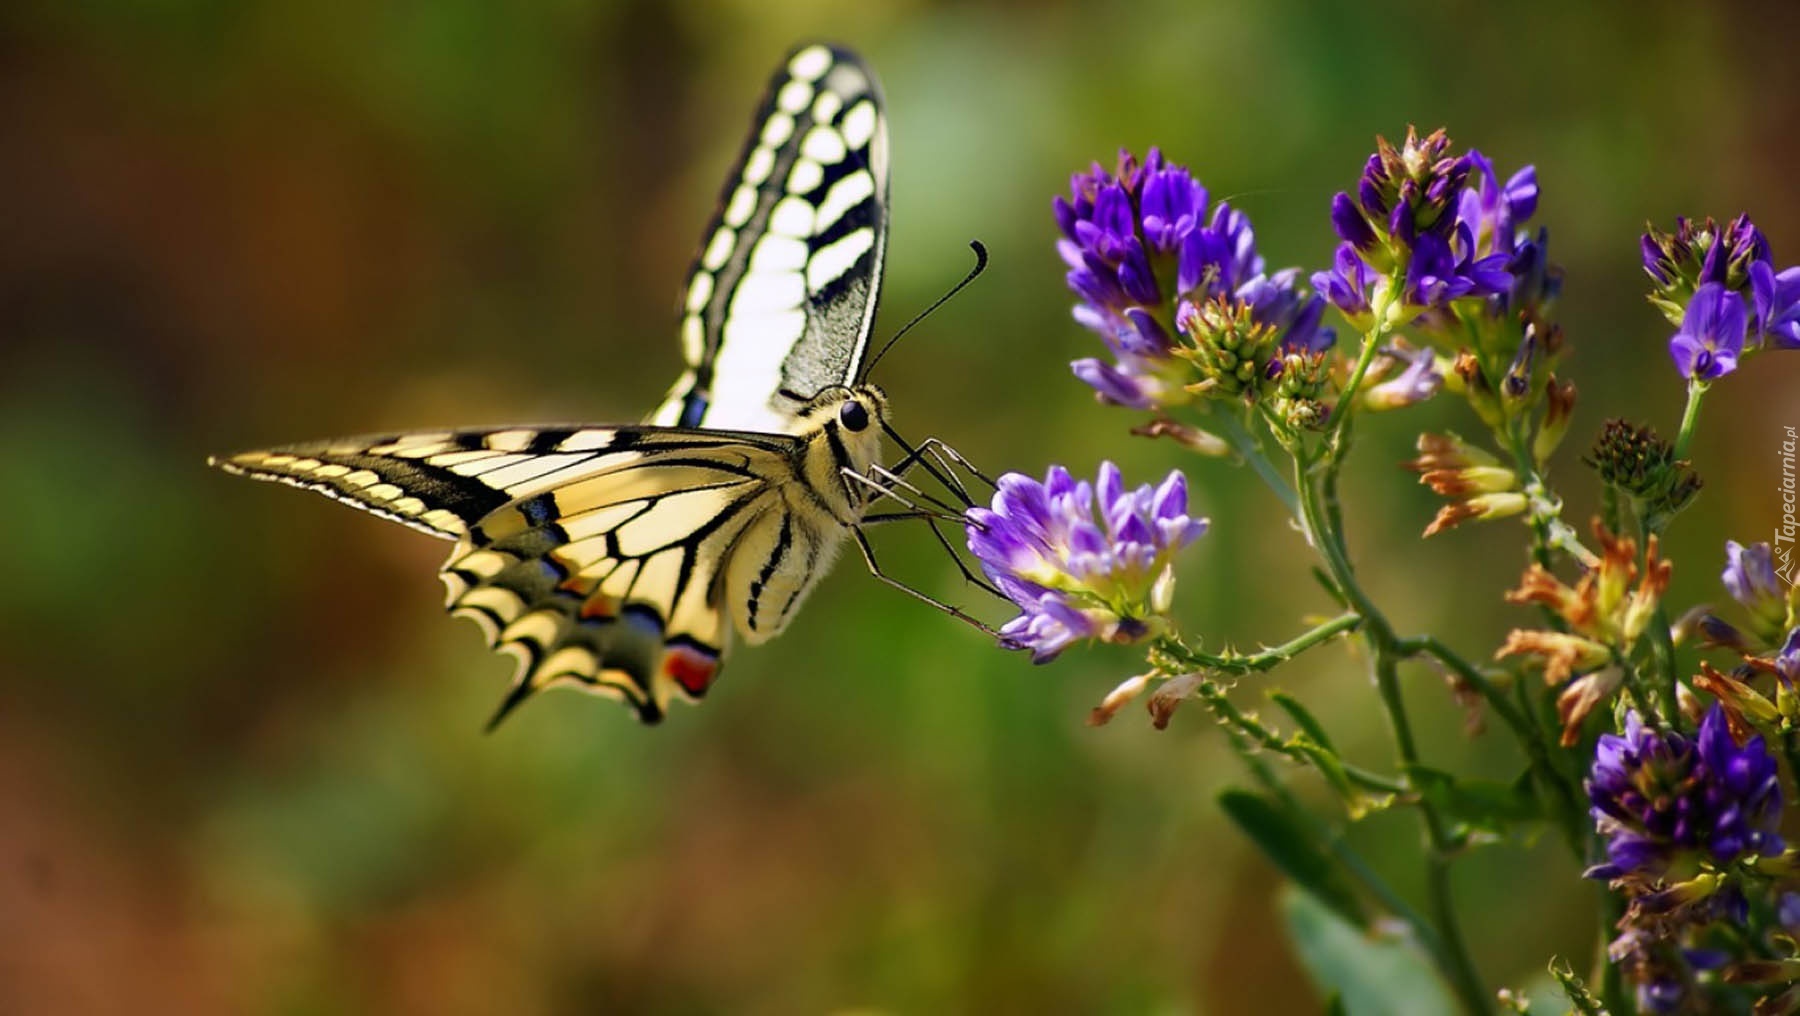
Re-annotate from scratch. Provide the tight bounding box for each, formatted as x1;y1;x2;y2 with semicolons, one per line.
1777;628;1800;684
966;462;1207;662
1723;541;1790;636
1364;346;1442;410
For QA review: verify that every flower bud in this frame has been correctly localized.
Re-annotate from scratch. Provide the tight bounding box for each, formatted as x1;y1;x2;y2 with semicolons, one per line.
1532;377;1576;465
1583;419;1703;526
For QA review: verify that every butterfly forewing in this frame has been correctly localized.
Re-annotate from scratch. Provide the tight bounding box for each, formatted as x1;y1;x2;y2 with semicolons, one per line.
656;43;890;433
209;428;617;539
218;426;812;723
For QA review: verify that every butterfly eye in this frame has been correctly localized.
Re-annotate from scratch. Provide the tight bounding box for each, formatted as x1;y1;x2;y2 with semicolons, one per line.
838;399;870;432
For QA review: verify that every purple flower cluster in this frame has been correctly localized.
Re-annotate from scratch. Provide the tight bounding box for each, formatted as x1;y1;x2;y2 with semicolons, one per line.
1586;707;1784;883
966;462;1207;662
1313;129;1520;325
1642;215;1800;379
1055;149;1331;408
1643;214;1771;300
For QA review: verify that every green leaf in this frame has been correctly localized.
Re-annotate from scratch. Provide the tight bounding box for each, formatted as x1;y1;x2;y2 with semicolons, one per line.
1218;788;1366;927
1281;887;1459;1016
1410;765;1542;837
1270;691;1340;753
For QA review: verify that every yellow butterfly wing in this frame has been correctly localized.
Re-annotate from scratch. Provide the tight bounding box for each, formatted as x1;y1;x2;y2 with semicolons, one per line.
213;426;803;723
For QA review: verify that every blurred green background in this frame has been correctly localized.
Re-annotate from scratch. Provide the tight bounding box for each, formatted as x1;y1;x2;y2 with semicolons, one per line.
3;1;1797;1012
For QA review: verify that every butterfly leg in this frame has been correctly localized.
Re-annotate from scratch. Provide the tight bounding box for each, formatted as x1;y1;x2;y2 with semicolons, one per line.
860;511;1004;599
921;438;997;491
878;423;991;508
850;526;1007;639
899;435;998;499
846;470;1004;599
843;465;966;521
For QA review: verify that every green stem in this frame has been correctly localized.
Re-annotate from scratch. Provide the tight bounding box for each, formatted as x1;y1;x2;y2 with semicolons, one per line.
1296;457;1491;1015
1395;636;1528;739
1375;650;1490;1016
1215;408;1300;517
1188;675;1406;795
1497;419;1594;571
1633;515;1680;722
1672;377;1708;460
1778;728;1800;798
1396;635;1585;854
1152;611;1362;676
1332;317;1391;435
1614;657;1658;725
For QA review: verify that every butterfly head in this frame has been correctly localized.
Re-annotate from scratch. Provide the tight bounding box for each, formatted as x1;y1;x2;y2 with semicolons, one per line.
787;384;889;496
788;383;888;434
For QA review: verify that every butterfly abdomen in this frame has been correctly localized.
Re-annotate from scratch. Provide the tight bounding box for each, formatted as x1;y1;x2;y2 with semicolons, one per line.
725;492;849;644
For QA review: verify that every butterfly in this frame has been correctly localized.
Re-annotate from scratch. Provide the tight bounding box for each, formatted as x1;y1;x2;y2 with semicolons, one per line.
213;43;980;725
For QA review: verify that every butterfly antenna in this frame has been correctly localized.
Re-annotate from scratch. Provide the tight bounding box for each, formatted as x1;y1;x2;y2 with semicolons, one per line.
862;240;988;379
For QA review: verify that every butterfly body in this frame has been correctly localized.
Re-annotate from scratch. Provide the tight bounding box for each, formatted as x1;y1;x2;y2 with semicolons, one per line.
213;45;900;724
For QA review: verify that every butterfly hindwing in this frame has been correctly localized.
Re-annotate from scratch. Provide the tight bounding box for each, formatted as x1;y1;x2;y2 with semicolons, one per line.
657;42;890;432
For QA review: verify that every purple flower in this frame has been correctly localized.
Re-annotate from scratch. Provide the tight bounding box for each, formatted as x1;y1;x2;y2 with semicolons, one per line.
1586;707;1784;883
1311;243;1384;324
1401;227;1512;308
1502;226;1564;318
1752;261;1800;350
1457;150;1538;259
1452;150;1563;321
1186;202;1265;295
1234;269;1334;355
1780;892;1800;931
966;463;1208;662
1056;149;1331;408
1055;151;1197;408
1644;215;1800;375
1349;127;1471;248
1322;130;1519;322
1667;283;1748;379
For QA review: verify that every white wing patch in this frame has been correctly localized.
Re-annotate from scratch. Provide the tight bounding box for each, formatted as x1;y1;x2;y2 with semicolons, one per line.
656;44;891;432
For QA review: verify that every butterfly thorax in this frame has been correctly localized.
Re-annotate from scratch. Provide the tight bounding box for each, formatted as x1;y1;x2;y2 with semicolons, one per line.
715;384;886;646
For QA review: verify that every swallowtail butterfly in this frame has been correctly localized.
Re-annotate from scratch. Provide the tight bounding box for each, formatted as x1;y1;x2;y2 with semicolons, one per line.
213;44;931;725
